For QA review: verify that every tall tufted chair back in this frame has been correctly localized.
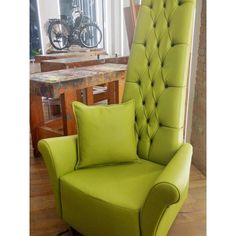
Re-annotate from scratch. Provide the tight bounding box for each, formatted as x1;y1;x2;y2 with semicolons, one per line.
123;0;196;165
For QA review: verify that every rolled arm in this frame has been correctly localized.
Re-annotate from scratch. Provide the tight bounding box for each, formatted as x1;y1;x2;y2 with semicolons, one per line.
141;143;193;236
38;135;78;216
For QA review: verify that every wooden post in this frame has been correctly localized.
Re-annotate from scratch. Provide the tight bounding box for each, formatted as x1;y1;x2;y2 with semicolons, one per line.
60;89;82;135
84;87;94;105
107;81;119;104
30;95;44;157
130;0;137;28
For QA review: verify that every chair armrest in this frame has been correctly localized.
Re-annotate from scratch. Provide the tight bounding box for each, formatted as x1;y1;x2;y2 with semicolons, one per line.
141;143;193;236
38;135;78;216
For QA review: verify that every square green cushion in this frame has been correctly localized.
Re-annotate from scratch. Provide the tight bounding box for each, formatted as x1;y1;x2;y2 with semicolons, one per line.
72;100;139;169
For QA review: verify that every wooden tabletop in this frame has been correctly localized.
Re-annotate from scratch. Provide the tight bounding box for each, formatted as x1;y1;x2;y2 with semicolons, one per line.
30;63;127;98
81;63;127;72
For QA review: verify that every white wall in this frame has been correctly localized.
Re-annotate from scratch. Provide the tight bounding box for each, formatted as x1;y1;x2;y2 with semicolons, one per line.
103;0;130;56
122;0;130;55
37;0;60;54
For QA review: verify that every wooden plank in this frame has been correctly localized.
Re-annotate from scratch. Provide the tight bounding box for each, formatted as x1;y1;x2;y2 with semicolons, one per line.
41;62;66;72
130;0;137;28
124;4;140;49
104;56;129;64
94;91;107;102
40;55;128;73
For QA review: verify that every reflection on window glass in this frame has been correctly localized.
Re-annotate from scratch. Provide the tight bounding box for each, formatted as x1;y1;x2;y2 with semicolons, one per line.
30;0;42;58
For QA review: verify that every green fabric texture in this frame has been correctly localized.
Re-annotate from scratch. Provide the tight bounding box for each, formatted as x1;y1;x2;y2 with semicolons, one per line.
38;135;78;216
141;143;193;236
72;100;139;169
60;159;164;236
123;0;196;165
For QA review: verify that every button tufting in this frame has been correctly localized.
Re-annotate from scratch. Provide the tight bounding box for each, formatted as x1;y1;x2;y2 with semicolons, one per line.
135;116;137;121
163;3;166;8
147;118;150;123
159;122;162;127
148;61;151;67
151;81;154;87
150;138;153;143
161;61;164;67
150;4;153;9
142;100;146;105
153;22;156;28
138;80;141;85
178;1;182;6
155;102;158;107
144;41;147;47
157;42;160;48
167;22;170;27
165;84;168;88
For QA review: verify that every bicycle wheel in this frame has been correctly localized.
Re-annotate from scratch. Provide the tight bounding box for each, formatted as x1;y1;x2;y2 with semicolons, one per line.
48;21;70;50
79;23;102;48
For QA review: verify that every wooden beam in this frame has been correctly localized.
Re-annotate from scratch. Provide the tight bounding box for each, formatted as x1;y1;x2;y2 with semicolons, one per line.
130;0;137;28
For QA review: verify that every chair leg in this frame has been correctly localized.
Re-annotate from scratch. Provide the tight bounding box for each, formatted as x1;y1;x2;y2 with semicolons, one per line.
69;227;83;236
57;227;83;236
57;228;69;236
69;227;77;235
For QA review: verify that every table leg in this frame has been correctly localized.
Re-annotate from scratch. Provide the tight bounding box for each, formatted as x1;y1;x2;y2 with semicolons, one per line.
60;89;82;135
84;87;94;105
118;76;125;104
107;81;119;104
30;95;44;157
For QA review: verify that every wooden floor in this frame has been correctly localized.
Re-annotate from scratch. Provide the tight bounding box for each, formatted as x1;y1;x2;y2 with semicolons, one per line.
30;151;206;236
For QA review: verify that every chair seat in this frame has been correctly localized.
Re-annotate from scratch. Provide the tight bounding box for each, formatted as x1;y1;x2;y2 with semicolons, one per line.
60;159;164;236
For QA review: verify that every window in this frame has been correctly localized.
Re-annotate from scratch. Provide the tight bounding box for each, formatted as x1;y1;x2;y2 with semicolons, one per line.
30;0;42;59
59;0;104;49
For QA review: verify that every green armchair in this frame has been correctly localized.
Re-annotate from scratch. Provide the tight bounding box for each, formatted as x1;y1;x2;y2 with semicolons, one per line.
38;0;196;235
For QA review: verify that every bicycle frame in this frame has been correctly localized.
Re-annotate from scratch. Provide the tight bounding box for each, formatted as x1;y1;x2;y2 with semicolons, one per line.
48;4;102;49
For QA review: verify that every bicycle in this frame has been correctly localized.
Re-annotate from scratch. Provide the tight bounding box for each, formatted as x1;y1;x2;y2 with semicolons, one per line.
47;5;102;50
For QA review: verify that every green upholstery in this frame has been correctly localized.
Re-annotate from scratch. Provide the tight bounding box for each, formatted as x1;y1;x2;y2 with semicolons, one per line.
38;0;196;235
72;100;138;169
123;0;195;164
60;159;164;236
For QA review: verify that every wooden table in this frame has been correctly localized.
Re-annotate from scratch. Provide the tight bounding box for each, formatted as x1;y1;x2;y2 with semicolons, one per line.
30;63;127;156
34;49;107;63
40;55;128;72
